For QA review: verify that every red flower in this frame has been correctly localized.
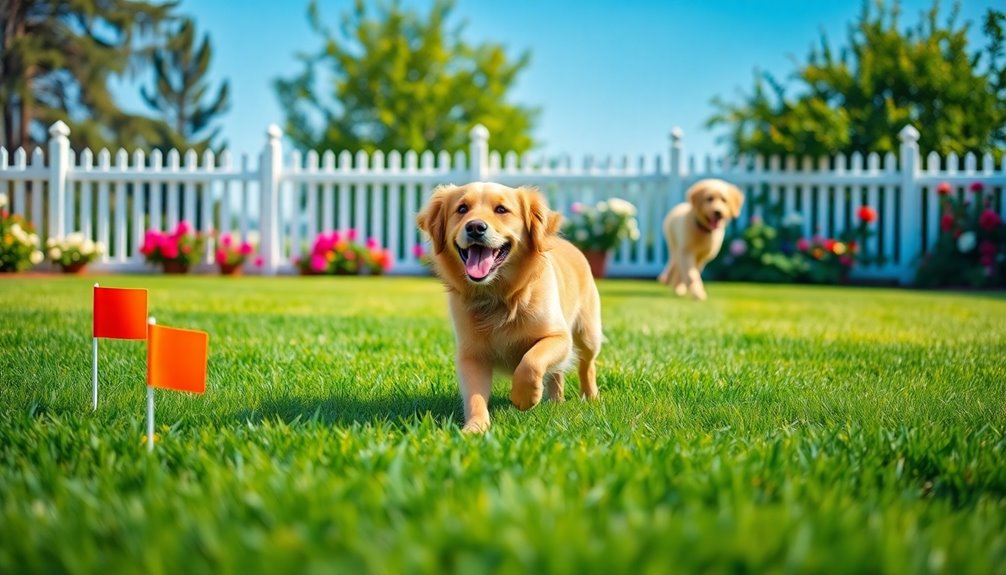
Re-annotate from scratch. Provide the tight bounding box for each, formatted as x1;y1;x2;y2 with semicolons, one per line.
936;182;952;195
969;181;985;194
940;213;955;232
795;238;810;252
839;255;854;267
979;241;997;257
823;239;837;252
215;249;227;265
857;206;877;224
979;209;1002;231
848;240;859;254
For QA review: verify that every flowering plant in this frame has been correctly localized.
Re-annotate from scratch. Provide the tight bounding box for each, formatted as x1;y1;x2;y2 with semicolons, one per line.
916;181;1005;287
297;229;392;275
708;192;878;284
140;221;205;271
214;233;258;271
0;193;44;272
562;198;640;252
46;233;104;270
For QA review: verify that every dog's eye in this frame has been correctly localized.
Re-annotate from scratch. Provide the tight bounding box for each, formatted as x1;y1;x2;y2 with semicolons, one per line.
494;205;508;214
457;204;468;214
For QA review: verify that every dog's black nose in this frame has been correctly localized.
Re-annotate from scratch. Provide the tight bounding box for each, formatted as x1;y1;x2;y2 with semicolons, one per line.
713;209;723;219
466;220;488;237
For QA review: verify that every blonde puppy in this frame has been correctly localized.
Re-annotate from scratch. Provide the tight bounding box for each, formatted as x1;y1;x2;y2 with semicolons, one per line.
417;182;602;433
658;178;744;300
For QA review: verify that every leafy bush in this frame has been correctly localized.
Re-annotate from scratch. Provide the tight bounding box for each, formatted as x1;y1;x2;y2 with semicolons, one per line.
916;181;1005;288
0;193;43;272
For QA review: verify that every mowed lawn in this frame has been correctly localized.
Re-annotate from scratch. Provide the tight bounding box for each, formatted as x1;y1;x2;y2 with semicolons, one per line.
1;275;1005;574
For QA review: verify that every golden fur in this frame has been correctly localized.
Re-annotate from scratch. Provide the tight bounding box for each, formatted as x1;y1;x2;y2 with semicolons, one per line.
657;178;744;300
416;182;602;432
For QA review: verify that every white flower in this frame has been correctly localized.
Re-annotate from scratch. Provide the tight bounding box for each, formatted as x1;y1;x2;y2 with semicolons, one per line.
595;201;608;212
29;250;43;265
48;247;62;260
0;192;7;209
782;212;804;228
82;239;95;254
27;233;39;247
66;232;84;246
93;241;105;255
730;238;748;256
46;238;57;248
957;231;976;253
607;198;637;216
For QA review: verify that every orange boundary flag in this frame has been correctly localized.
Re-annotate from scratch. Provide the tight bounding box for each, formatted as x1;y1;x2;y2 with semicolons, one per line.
147;324;208;394
93;287;148;339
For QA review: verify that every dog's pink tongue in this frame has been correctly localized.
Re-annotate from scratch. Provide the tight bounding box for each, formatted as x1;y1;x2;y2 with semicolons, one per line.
465;245;495;279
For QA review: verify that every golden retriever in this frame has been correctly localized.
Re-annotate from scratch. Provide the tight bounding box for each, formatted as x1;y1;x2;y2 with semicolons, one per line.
416;182;602;432
658;178;744;300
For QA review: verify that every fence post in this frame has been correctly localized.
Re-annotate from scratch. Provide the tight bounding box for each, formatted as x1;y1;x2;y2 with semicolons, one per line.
897;125;921;285
47;121;70;239
469;124;489;182
669;127;685;204
260;124;282;275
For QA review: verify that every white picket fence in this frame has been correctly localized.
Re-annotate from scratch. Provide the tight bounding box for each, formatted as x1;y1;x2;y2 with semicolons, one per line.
2;122;1005;283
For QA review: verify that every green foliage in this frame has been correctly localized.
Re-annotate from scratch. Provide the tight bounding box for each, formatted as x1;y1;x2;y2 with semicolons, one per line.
274;0;538;155
708;1;1006;157
0;277;1005;572
916;181;1006;287
0;196;42;272
141;17;231;154
707;189;877;284
0;0;176;151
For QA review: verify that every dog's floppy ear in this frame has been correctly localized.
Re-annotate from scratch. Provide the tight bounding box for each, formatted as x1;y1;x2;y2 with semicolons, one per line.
686;180;708;209
417;185;454;254
519;186;560;253
726;183;745;218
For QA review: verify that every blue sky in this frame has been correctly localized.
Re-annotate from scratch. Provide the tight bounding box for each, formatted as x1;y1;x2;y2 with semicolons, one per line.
116;0;1002;164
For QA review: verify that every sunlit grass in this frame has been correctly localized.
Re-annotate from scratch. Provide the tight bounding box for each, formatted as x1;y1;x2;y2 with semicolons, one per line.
1;276;1005;573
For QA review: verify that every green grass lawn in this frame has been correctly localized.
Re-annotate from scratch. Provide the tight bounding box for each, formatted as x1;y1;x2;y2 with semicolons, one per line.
1;276;1005;574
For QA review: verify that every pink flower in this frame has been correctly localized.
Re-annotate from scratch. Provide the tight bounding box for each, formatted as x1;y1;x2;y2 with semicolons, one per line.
796;238;810;252
970;181;985;193
750;215;763;226
979;241;997;257
330;230;342;243
979;209;1002;231
176;221;191;235
937;182;952;195
839;255;854;267
310;254;327;272
221;234;233;247
254;256;265;268
571;202;585;215
366;237;379;249
412;244;426;258
215;250;227;265
729;238;747;257
239;242;254;255
980;254;994;267
346;228;358;241
162;243;179;259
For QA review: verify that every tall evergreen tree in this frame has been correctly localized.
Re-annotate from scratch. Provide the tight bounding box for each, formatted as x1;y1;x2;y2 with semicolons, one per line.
140;17;230;154
275;0;538;155
707;1;1006;158
0;0;174;152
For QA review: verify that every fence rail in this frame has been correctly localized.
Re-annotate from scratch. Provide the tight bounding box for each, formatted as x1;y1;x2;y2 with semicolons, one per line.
2;122;1005;283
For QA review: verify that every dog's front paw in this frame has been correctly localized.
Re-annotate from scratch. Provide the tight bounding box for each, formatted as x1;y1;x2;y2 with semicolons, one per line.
673;283;687;297
510;381;543;411
462;417;491;433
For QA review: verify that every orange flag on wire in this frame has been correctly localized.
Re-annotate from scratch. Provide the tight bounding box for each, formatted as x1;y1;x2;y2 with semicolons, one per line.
93;287;148;339
147;324;208;394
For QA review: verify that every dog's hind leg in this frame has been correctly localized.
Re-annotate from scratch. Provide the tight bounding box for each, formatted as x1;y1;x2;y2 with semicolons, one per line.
545;372;565;402
573;325;601;401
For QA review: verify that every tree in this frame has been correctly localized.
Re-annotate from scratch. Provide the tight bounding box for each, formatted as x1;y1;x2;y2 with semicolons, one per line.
707;1;1006;158
0;0;175;152
275;0;538;155
140;17;230;154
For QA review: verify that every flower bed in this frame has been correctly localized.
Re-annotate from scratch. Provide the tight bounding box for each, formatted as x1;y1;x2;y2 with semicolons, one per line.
296;230;392;275
140;221;206;274
0;193;43;273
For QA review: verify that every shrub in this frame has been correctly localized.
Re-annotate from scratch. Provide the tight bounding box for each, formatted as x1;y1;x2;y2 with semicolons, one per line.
0;193;43;272
916;180;1005;287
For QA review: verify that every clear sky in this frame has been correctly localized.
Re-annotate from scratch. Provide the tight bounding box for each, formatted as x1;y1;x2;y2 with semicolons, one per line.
115;0;1002;165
